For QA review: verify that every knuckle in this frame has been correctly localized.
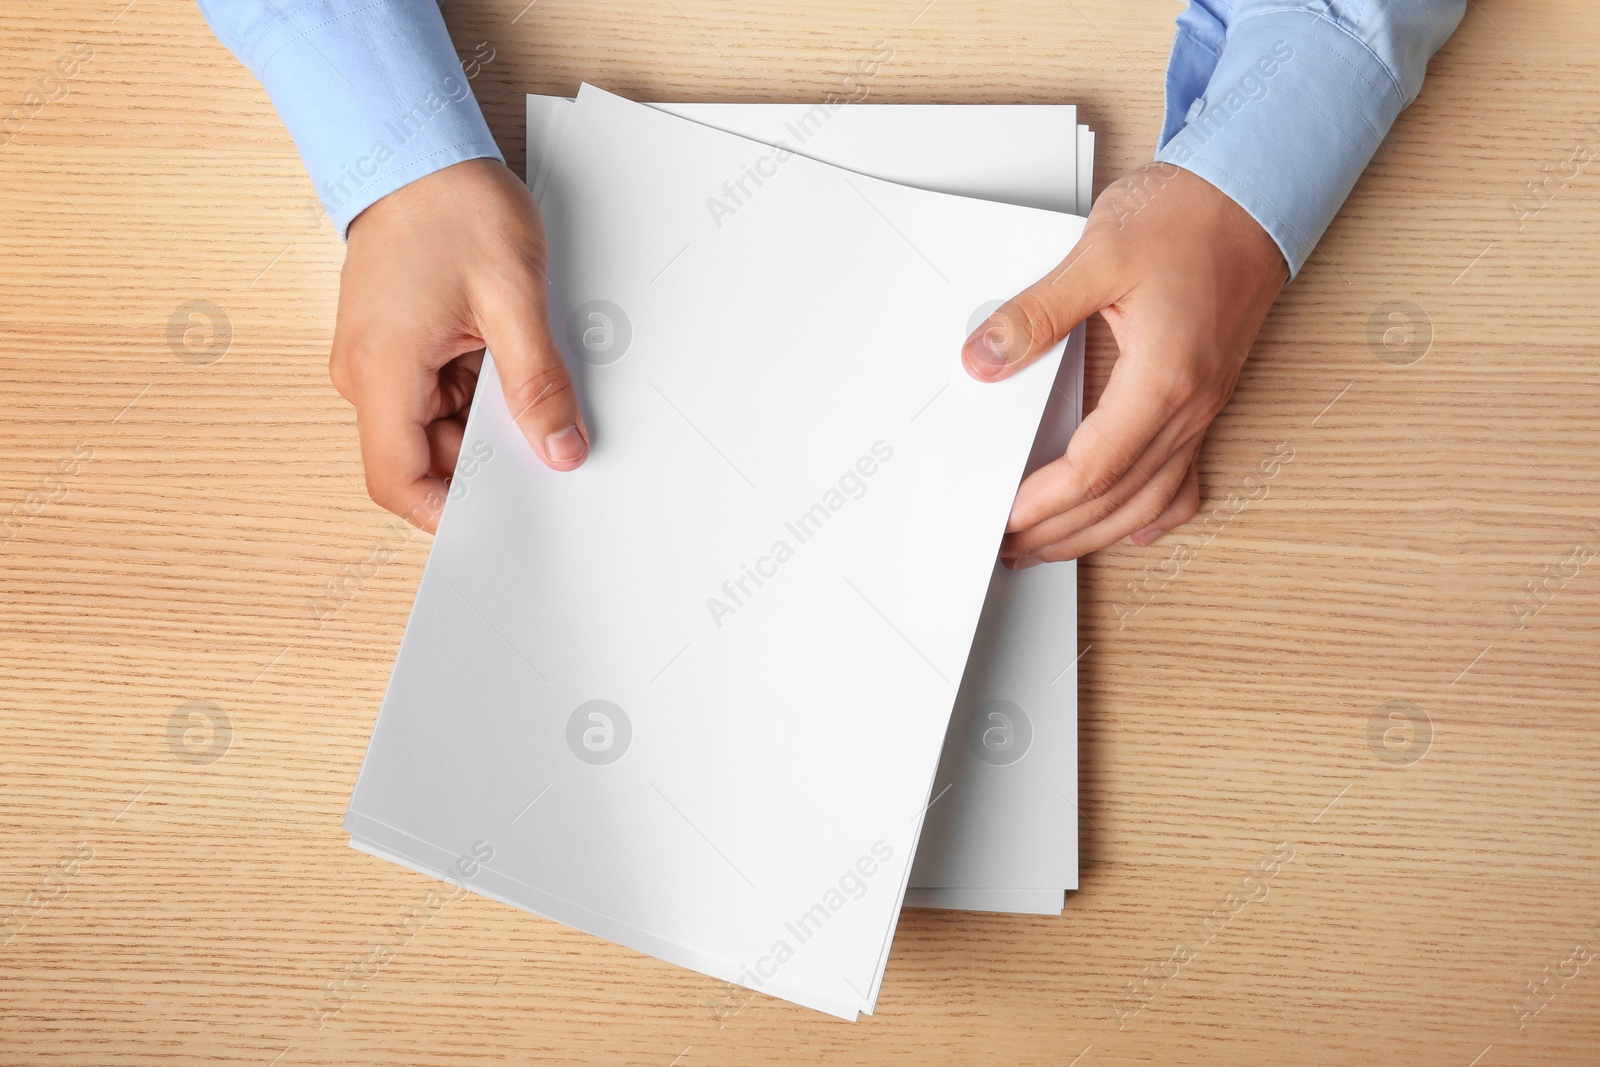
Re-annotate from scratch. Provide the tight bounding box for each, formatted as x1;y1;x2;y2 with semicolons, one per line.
503;363;574;421
1078;464;1121;501
1007;293;1060;356
327;354;354;401
1170;475;1203;526
1037;533;1090;563
1171;370;1206;401
1133;498;1169;532
1087;492;1127;528
1012;525;1054;558
1164;360;1210;401
340;338;389;391
364;475;397;513
1201;385;1233;420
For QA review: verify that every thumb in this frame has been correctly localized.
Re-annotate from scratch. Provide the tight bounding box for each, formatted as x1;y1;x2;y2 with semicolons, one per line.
481;297;589;471
962;240;1116;382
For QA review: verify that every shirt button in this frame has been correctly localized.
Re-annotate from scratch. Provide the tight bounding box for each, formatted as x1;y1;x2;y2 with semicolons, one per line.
1185;96;1206;123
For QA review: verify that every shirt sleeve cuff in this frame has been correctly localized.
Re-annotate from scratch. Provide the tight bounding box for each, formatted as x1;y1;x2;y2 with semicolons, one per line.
1153;9;1407;278
226;0;504;236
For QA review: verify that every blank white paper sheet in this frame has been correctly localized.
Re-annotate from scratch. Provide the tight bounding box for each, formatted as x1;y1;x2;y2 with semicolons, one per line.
528;95;1090;917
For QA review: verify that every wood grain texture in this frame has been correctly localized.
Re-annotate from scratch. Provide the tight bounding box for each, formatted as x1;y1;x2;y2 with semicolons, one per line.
1;1;1597;1064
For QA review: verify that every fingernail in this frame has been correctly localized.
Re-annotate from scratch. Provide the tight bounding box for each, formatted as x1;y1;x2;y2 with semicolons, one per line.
544;424;588;465
1009;555;1043;571
1131;526;1165;547
969;326;1008;371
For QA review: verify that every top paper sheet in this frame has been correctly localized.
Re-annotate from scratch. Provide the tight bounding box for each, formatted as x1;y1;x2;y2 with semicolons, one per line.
525;94;1089;915
344;84;1085;1019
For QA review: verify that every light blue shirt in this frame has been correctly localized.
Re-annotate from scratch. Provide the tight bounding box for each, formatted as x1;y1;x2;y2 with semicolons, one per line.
1155;0;1464;276
200;0;1464;273
197;0;503;236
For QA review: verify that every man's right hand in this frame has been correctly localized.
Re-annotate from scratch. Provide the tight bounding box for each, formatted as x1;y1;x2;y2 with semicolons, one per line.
331;157;586;533
962;162;1289;564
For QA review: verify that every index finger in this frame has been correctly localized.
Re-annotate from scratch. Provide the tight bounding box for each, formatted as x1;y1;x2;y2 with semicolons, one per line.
961;239;1112;382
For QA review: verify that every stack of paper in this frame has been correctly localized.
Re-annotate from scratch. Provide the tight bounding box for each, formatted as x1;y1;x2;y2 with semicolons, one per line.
345;84;1091;1019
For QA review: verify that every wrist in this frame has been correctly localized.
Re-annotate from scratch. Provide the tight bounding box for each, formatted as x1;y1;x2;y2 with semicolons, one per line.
1184;164;1290;287
348;157;512;239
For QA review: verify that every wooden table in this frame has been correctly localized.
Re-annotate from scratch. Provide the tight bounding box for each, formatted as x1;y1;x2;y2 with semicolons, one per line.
2;1;1596;1063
